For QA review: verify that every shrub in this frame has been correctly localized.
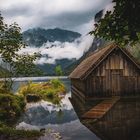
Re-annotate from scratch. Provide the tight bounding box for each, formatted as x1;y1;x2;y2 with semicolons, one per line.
0;93;25;124
0;81;11;94
18;82;35;96
52;98;60;105
50;79;62;88
0;125;42;138
46;90;54;99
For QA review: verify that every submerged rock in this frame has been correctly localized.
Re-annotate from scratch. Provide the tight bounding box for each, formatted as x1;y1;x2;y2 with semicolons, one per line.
40;128;46;133
39;129;62;140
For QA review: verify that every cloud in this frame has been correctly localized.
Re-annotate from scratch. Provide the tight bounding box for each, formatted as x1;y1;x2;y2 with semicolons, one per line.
0;0;114;66
18;35;93;65
0;0;112;33
103;2;116;17
74;19;95;35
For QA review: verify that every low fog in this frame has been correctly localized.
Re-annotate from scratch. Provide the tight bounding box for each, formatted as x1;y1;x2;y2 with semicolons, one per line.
18;35;93;65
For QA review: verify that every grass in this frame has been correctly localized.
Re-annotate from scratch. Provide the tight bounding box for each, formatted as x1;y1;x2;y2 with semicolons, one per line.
0;93;26;124
0;81;55;139
0;79;66;139
0;122;42;138
0;93;42;139
18;79;66;105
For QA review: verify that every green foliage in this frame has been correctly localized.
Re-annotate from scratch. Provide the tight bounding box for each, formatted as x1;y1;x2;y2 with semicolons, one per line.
18;81;35;96
52;98;60;105
0;125;42;138
45;90;54;99
18;79;66;105
0;13;42;91
0;93;25;124
51;78;62;88
12;53;42;77
0;81;12;93
55;65;63;76
128;44;140;60
91;0;140;46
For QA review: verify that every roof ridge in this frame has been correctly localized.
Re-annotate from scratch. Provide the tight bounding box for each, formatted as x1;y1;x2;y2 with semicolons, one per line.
69;43;116;79
118;46;140;69
69;43;140;80
81;44;116;79
86;43;116;58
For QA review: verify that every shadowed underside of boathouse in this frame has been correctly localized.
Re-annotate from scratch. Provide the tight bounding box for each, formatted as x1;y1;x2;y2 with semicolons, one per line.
69;44;140;102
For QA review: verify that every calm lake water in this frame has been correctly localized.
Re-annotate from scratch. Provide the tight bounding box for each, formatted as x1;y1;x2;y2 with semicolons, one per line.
13;77;140;140
13;77;100;140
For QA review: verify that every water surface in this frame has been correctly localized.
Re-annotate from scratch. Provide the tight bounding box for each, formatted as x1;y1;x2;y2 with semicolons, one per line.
14;77;140;140
14;77;100;140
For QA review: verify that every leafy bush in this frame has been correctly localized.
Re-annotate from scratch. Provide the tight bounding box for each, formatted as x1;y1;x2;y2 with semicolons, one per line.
0;81;12;94
129;44;140;60
18;82;35;96
52;98;60;105
0;93;25;124
46;90;54;99
0;125;42;138
50;79;62;88
0;93;41;139
55;65;63;76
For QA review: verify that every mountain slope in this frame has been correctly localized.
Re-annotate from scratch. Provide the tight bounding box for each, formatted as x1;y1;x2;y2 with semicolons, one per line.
37;38;107;76
22;28;81;46
64;38;107;75
38;58;76;76
22;27;107;76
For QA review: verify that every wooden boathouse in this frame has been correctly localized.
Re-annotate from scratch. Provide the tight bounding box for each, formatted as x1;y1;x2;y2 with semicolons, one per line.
69;44;140;102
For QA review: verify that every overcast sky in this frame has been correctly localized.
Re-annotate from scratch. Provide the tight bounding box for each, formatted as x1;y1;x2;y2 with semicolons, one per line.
0;0;112;34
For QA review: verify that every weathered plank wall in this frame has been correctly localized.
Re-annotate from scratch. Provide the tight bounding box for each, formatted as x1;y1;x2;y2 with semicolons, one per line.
85;49;140;97
71;79;86;101
71;79;85;93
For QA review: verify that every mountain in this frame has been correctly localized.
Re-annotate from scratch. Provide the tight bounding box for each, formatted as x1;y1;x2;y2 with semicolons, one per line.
38;58;76;76
37;38;107;76
22;28;81;46
64;38;107;75
22;27;107;76
94;10;104;22
41;11;107;75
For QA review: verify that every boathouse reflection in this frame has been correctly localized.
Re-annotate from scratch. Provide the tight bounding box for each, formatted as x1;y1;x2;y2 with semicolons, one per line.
70;96;140;140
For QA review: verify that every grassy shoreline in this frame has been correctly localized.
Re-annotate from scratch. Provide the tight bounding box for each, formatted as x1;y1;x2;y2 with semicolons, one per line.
0;79;66;139
0;123;42;140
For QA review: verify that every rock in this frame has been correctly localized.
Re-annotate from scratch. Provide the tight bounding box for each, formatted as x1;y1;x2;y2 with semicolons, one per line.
38;129;62;140
26;94;41;103
40;128;46;133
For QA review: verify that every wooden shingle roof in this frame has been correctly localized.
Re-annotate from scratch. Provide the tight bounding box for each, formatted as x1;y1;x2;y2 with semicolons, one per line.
69;43;140;80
